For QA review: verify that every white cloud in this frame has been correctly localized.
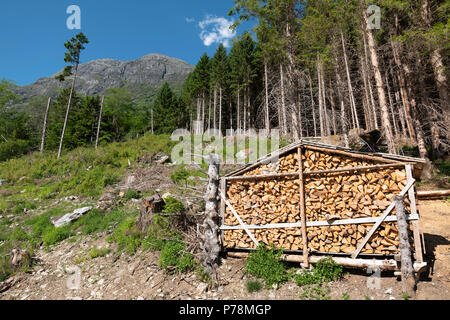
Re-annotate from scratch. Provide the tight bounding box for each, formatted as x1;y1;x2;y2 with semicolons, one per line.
198;15;235;48
185;17;195;23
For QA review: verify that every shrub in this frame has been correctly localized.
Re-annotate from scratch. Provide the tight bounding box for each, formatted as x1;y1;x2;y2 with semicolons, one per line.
42;226;72;247
158;240;194;274
170;167;190;186
142;215;181;251
124;189;141;201
108;219;142;255
0;140;31;162
246;280;263;293
245;244;289;288
89;247;111;259
293;257;343;287
162;197;185;215
300;285;331;300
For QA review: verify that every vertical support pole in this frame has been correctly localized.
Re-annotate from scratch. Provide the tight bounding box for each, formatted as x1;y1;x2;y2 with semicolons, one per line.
95;96;105;149
219;177;227;247
201;154;221;281
405;165;424;262
394;195;416;298
40;97;51;153
298;147;309;268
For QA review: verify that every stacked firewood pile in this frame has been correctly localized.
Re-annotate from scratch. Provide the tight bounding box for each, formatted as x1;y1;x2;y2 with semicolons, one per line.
223;149;415;255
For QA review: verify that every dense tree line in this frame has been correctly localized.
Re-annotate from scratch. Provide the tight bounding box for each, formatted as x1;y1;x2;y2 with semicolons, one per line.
181;0;448;161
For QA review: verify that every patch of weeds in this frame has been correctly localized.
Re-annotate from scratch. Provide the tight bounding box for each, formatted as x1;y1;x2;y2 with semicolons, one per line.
124;189;141;201
195;264;211;283
108;218;142;255
73;209;127;235
245;244;290;288
42;226;72;247
162;197;185;215
402;293;410;300
12;200;37;215
293;257;343;288
300;284;331;300
158;240;194;274
365;295;371;300
342;292;351;300
246;280;263;293
142;215;181;251
89;247;111;259
170;167;190;186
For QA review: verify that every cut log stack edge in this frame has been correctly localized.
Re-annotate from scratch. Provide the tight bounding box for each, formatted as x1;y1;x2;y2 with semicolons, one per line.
222;148;420;258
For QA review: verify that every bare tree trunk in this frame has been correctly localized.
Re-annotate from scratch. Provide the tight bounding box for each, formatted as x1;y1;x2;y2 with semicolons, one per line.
385;73;399;137
328;80;337;135
363;34;379;130
360;56;374;131
201;154;221;280
391;40;417;143
264;59;270;136
95;96;104;149
219;86;222;135
40;97;51;153
317;58;325;137
308;74;317;137
320;62;330;136
213;86;217;130
237;88;240;134
363;11;396;154
341;32;359;131
58;63;79;159
280;64;287;136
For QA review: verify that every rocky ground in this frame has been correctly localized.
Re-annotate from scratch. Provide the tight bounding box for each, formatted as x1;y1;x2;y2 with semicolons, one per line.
1;197;448;301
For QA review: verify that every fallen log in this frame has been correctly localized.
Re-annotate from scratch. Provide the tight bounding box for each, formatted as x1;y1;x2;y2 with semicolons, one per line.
417;190;450;200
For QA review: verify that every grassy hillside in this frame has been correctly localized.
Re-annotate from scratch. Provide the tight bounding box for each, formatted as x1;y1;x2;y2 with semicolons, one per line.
0;134;178;281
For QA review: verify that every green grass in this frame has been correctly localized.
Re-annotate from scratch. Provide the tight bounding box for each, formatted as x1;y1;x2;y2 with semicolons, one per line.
293;257;343;286
89;247;111;259
246;280;263;293
158;240;194;274
245;244;290;288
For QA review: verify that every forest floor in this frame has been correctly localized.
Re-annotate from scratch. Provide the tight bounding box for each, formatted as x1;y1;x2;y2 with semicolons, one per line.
1;160;449;301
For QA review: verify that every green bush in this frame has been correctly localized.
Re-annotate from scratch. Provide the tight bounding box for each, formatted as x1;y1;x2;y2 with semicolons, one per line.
158;240;194;274
293;257;343;287
245;244;289;288
42;226;72;247
124;189;142;201
162;197;185;215
246;280;263;293
89;247;111;259
142;215;181;251
0;140;31;162
108;219;142;255
170;167;190;186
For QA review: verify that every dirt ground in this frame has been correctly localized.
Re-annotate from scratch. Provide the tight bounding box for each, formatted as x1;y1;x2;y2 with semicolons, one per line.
1;198;448;301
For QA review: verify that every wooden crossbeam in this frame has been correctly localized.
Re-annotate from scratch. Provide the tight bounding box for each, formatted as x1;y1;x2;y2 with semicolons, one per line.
220;192;259;247
351;178;416;259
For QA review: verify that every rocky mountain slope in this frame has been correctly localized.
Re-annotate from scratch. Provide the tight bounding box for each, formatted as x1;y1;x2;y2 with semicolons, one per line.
12;53;194;101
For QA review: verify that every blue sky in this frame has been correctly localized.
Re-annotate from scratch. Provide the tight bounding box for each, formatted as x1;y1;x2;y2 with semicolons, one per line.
0;0;253;86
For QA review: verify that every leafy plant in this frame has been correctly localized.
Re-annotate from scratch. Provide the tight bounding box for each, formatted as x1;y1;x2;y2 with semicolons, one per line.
124;189;142;201
89;247;111;259
108;218;142;255
246;280;263;293
162;197;185;215
158;240;194;274
342;292;351;300
300;285;331;300
245;244;289;288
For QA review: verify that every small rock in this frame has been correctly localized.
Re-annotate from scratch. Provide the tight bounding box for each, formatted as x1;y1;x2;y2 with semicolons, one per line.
0;179;6;186
197;283;208;294
384;288;393;295
268;293;276;299
136;296;145;301
389;296;396;300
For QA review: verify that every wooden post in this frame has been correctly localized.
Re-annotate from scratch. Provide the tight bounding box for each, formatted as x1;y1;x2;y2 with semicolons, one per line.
405;164;423;262
201;154;221;280
40;97;51;153
95;96;104;149
394;195;416;298
298;147;309;268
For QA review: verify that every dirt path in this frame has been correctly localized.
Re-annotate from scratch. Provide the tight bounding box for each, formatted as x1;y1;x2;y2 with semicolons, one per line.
1;199;449;301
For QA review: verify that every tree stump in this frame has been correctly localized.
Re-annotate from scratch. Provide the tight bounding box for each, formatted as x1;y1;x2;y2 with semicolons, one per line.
394;195;416;298
137;194;165;232
201;154;221;280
